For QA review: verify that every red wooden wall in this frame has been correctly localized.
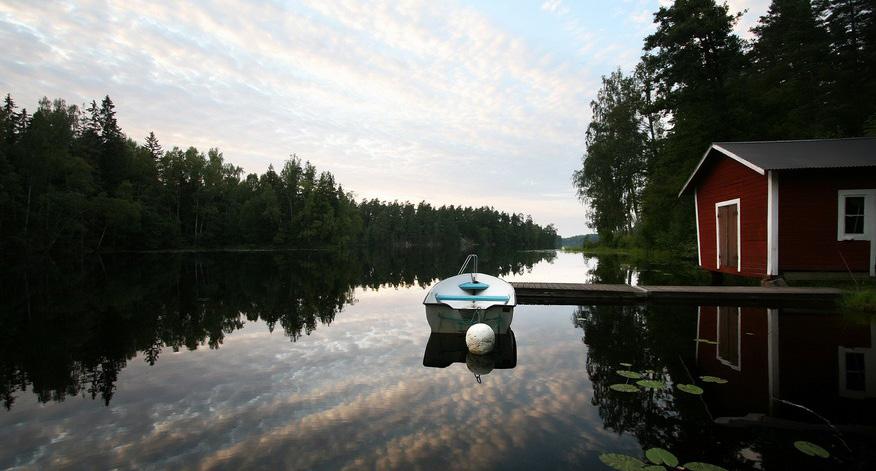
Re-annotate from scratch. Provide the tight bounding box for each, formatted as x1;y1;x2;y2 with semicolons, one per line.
778;168;876;273
695;153;769;277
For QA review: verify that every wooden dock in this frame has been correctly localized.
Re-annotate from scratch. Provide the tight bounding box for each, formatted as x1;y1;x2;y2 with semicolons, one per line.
511;282;843;306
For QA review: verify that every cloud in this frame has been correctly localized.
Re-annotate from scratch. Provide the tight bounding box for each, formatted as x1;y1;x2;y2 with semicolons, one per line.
0;1;769;236
541;0;569;15
0;0;597;234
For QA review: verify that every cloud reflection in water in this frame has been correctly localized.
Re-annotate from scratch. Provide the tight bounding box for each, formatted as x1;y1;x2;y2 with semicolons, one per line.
1;285;637;469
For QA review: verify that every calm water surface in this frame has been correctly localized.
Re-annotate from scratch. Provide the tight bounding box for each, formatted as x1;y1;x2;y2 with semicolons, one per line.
0;250;873;469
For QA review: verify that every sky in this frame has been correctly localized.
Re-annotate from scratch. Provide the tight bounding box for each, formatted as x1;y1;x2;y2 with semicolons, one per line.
0;0;768;236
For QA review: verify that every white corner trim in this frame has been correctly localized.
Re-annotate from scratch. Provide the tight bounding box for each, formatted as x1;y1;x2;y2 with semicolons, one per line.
695;306;701;362
715;198;742;272
767;171;779;276
695;188;702;266
712;144;766;175
767;308;779;411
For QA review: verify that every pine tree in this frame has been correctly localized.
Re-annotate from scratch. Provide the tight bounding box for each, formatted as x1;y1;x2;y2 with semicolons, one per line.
99;95;121;142
749;0;832;138
814;0;876;134
638;0;746;249
1;94;18;147
144;131;162;161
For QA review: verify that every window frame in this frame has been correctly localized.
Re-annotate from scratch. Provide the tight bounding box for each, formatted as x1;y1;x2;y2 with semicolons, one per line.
837;190;873;241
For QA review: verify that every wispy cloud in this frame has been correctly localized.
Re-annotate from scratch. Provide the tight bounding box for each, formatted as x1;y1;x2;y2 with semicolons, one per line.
0;0;768;235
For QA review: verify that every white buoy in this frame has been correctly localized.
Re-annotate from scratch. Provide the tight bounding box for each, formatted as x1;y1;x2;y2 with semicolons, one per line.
465;323;495;354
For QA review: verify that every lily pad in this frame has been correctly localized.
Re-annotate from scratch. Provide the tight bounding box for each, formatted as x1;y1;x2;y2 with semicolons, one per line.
793;441;830;458
616;370;643;379
610;383;640;393
676;384;704;395
645;447;678;467
694;338;717;345
684;463;727;471
619;362;633;367
636;379;665;389
643;467;665;471
699;376;728;384
644;369;655;374
599;453;646;470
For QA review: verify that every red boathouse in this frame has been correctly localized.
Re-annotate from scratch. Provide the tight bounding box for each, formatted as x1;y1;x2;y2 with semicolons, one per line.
679;138;876;279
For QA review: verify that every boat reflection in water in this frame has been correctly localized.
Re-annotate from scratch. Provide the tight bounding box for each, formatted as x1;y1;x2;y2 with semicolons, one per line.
422;329;518;379
422;255;518;379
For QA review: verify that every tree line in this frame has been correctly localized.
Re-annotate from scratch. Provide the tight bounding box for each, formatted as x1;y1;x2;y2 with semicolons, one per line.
573;0;876;250
0;94;558;255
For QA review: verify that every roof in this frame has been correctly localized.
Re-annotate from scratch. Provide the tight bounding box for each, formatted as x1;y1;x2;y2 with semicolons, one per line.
679;138;876;196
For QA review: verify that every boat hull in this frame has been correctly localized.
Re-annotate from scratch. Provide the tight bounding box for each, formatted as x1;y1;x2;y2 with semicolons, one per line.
424;304;514;335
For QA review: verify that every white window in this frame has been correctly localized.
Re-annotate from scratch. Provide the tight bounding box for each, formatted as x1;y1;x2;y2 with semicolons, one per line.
837;190;873;241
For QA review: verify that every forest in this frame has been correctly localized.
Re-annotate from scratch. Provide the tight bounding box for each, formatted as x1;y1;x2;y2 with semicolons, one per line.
0;95;558;255
573;0;876;251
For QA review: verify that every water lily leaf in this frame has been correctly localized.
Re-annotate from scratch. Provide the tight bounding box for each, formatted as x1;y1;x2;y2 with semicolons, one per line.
793;441;830;458
636;379;664;389
694;338;717;345
699;376;728;384
619;362;633;367
610;383;640;393
643;467;664;471
645;447;678;467
684;462;727;471
676;384;704;395
644;369;655;374
616;370;643;379
599;453;646;470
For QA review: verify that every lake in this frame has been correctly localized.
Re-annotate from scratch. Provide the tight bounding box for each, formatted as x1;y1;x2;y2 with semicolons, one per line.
1;250;874;470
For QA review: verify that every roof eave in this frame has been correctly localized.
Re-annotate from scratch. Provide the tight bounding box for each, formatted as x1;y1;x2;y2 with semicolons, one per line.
677;144;766;198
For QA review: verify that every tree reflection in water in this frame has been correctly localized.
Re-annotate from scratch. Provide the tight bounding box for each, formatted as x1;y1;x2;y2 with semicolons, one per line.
0;248;554;409
574;304;721;464
575;303;876;469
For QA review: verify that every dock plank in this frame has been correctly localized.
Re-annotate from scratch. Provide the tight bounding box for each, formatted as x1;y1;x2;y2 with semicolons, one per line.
510;282;843;306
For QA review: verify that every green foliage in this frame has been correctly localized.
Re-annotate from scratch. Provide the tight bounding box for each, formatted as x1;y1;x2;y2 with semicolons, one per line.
841;288;876;311
645;447;678;467
599;453;647;470
793;440;830;458
699;375;728;384
573;70;649;246
0;94;558;255
617;370;643;379
683;462;728;471
635;379;664;389
575;0;876;251
676;383;704;395
610;383;640;393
